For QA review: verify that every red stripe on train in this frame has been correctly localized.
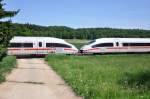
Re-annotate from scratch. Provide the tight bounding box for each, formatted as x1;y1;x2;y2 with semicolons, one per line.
130;46;150;48
87;48;100;51
107;47;128;49
107;46;150;49
8;48;77;51
8;48;21;50
8;48;55;50
64;48;77;51
24;48;55;50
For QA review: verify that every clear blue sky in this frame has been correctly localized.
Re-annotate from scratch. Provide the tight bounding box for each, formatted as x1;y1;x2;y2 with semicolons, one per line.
4;0;150;29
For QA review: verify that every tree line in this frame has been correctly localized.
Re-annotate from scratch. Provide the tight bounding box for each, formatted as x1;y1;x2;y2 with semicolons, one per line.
10;23;150;39
0;0;18;60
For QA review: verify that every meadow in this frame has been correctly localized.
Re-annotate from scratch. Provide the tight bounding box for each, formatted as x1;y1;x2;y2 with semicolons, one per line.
45;54;150;99
65;39;89;49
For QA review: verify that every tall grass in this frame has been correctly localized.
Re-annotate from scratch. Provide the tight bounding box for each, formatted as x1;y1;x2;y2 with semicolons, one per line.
45;54;150;99
0;56;16;83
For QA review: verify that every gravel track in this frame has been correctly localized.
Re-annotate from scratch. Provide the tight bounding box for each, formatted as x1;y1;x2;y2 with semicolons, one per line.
0;58;81;99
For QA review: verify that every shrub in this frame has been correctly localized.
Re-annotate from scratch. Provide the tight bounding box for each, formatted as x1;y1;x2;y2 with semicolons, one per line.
0;56;16;83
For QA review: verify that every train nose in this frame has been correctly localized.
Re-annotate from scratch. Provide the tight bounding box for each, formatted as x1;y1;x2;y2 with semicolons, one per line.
71;46;79;53
72;46;78;52
80;50;84;53
80;45;88;53
80;47;84;53
74;47;78;51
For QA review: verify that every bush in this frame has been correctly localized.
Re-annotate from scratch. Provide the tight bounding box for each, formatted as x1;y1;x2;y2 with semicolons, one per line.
0;56;16;83
0;47;6;61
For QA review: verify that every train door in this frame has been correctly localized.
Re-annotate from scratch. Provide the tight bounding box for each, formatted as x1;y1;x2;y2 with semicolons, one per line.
37;41;45;54
115;42;120;53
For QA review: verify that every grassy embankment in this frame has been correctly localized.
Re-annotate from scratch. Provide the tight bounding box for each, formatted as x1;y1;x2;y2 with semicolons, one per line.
45;54;150;99
0;56;16;83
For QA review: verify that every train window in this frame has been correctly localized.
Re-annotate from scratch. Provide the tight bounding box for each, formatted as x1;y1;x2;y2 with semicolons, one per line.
10;43;33;48
23;43;33;47
123;43;129;46
10;43;22;47
39;42;42;47
123;43;150;46
46;43;53;47
46;43;71;48
92;43;113;48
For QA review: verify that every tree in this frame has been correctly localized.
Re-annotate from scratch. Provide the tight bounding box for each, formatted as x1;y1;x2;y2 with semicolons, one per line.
0;0;19;60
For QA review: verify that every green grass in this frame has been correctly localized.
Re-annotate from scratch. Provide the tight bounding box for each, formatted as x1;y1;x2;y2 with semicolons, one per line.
65;39;90;49
0;47;6;61
45;54;150;99
65;39;90;44
0;56;16;83
71;43;84;49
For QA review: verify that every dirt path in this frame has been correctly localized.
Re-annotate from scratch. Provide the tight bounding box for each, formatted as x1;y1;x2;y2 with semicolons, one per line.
0;59;81;99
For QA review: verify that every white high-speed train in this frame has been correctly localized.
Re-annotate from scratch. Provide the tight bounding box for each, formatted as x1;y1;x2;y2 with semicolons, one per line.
7;36;78;55
80;38;150;54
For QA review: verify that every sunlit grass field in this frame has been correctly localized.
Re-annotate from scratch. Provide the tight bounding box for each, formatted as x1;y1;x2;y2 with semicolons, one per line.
45;54;150;99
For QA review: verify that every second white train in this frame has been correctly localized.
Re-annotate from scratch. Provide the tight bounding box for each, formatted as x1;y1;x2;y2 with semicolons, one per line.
80;38;150;54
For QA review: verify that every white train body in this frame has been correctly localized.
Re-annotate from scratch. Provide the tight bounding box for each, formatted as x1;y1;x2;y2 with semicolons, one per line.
80;38;150;54
7;37;78;55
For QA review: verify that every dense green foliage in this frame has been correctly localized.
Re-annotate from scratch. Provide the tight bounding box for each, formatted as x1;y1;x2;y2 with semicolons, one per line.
10;23;150;39
0;0;18;60
45;54;150;99
0;56;16;83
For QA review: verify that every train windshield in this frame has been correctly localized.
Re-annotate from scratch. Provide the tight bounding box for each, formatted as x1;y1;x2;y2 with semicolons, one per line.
46;43;71;48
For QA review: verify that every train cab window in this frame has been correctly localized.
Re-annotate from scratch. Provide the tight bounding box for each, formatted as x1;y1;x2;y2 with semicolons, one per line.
123;43;150;46
39;42;42;47
92;43;113;48
10;43;22;47
46;43;71;48
116;42;119;46
23;43;33;47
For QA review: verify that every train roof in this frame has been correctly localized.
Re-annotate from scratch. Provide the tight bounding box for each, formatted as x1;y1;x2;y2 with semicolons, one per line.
10;36;67;43
95;38;150;42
